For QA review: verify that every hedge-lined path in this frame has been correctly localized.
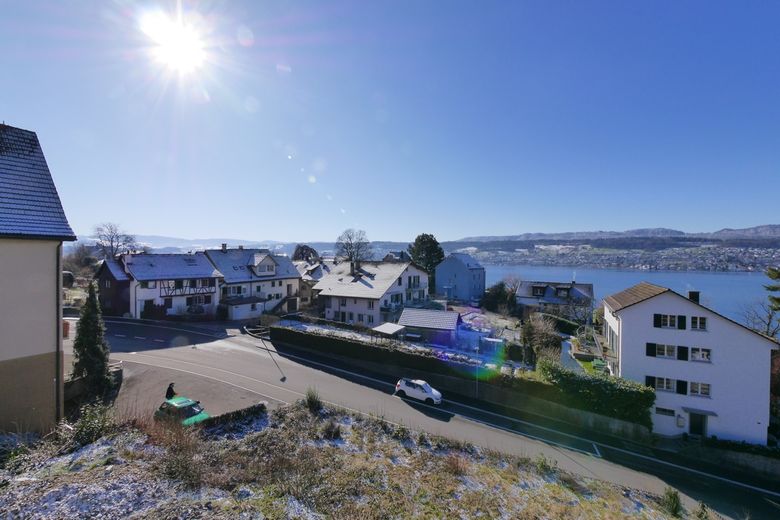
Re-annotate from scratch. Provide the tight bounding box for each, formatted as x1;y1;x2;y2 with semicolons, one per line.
63;320;780;519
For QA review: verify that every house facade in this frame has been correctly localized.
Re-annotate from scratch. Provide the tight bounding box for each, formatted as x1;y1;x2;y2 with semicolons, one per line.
205;245;301;320
603;282;778;444
435;253;485;302
95;258;131;316
121;253;223;319
314;261;429;325
0;124;76;432
516;280;594;322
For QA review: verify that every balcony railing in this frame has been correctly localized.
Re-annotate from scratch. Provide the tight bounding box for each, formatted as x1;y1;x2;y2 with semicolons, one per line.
160;285;216;297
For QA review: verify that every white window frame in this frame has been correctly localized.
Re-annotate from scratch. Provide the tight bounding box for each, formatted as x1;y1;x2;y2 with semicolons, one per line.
655;344;676;358
655;407;675;417
655;377;674;392
691;347;712;362
660;314;677;328
691;316;707;330
690;382;711;397
368;301;375;310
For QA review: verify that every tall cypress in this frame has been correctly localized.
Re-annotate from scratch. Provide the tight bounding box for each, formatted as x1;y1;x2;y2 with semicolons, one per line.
72;282;113;398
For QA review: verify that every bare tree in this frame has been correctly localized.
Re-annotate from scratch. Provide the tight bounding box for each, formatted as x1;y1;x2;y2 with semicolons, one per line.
335;229;372;273
94;222;137;259
741;299;780;338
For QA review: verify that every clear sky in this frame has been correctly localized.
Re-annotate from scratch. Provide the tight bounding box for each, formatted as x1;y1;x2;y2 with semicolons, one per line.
1;1;778;242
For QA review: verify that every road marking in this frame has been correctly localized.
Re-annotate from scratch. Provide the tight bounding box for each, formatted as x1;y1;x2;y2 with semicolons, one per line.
593;444;601;458
154;339;165;343
243;337;780;499
114;334;126;338
117;356;407;429
104;319;224;339
134;336;146;340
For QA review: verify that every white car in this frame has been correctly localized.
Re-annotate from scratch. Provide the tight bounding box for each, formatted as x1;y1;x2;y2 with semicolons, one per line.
395;378;442;405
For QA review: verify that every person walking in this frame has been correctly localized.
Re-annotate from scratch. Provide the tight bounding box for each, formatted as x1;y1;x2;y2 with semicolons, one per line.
166;382;176;400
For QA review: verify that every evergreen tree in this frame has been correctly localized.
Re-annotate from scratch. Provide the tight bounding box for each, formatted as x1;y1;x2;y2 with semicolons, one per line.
407;233;445;288
292;244;320;263
766;266;780;312
72;282;113;398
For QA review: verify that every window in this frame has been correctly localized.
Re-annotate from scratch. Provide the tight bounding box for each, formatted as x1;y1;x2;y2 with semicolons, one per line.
660;314;675;328
655;377;674;392
656;344;676;358
368;301;375;310
189;279;197;288
532;286;545;297
140;281;149;289
691;316;707;330
358;313;364;322
186;296;193;306
690;382;711;397
353;299;357;304
104;279;111;289
200;278;209;286
175;280;183;289
367;315;374;324
691;348;711;362
348;312;354;321
256;286;262;293
204;295;212;305
556;288;569;298
655;407;675;417
397;277;402;286
341;298;347;306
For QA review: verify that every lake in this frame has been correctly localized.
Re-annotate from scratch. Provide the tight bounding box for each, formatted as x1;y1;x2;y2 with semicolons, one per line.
484;264;773;321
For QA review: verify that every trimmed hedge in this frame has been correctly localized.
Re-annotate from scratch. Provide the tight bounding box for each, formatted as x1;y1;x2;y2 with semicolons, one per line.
537;360;654;428
270;327;654;427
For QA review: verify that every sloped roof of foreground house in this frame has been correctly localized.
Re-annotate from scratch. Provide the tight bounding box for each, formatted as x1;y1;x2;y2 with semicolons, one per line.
313;261;415;299
398;308;462;331
0;124;75;241
205;248;301;284
604;281;779;346
122;253;223;281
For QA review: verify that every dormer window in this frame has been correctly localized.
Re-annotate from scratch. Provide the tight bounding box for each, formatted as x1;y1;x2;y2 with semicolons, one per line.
532;286;545;297
556;288;569;298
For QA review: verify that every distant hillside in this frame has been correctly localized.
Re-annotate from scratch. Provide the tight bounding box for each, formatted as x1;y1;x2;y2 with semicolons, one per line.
459;225;779;242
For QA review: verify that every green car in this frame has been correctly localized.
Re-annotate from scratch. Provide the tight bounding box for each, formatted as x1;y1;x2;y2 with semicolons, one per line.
154;396;210;426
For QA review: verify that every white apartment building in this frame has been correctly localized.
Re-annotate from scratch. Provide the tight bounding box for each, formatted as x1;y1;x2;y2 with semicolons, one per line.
122;253;223;319
205;245;302;320
603;282;778;444
314;260;429;325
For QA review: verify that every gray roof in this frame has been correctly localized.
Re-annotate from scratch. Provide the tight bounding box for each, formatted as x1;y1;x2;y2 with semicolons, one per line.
516;280;594;306
398;308;461;331
205;248;301;284
122;252;222;281
313;261;412;299
100;258;130;281
0;125;75;240
294;259;335;282
449;253;483;269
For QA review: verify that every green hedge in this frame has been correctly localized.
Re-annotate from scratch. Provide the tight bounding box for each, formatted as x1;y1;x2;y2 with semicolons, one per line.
537;313;579;335
537;360;654;428
270;327;653;427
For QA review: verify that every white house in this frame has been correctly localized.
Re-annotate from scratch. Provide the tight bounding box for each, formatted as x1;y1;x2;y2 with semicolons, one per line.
0;124;76;432
314;260;429;325
205;245;302;320
603;282;778;444
122;252;223;319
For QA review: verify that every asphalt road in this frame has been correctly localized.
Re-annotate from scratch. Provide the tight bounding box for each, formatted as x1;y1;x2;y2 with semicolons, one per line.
67;320;780;519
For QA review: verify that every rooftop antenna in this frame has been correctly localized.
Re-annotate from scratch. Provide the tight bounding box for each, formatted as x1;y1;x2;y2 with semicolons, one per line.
572;270;576;283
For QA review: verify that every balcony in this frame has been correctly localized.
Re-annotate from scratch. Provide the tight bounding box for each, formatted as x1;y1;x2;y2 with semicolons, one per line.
407;282;428;290
160;285;216;297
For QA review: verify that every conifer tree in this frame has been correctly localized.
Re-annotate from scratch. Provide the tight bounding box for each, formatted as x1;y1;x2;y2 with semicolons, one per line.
767;266;780;312
72;282;113;398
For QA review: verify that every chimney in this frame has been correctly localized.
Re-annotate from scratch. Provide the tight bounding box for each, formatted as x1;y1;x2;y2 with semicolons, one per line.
221;243;227;253
688;291;700;304
350;261;355;275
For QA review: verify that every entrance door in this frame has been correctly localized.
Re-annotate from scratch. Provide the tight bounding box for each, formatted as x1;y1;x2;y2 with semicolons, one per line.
340;312;346;322
689;413;706;437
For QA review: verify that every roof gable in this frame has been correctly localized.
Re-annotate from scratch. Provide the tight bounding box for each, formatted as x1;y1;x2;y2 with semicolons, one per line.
0;125;75;240
448;253;483;269
205;248;301;283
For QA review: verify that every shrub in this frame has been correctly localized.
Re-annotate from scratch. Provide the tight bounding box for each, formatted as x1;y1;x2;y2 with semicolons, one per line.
156;422;203;488
701;436;780;459
659;487;683;518
304;387;323;414
694;502;710;520
391;424;410;441
321;419;341;440
72;402;116;447
533;453;556;474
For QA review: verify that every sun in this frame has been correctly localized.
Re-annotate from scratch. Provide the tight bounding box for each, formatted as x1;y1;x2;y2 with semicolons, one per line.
140;11;205;74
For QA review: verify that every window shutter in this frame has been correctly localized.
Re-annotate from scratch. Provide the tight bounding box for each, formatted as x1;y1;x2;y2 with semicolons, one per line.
645;343;656;357
653;314;662;328
677;346;689;361
677;315;686;330
645;376;656;388
676;380;687;395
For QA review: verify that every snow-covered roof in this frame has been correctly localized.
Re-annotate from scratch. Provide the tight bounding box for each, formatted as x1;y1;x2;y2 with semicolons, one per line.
313;261;412;299
294;259;336;283
100;258;130;281
372;322;406;336
0;125;76;240
449;253;483;269
122;252;222;281
205;248;301;284
398;308;461;331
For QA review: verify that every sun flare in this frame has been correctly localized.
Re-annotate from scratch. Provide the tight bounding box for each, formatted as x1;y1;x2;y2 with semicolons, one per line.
140;11;205;74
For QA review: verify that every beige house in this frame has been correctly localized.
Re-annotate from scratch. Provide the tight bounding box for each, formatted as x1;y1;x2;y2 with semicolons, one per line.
0;124;76;433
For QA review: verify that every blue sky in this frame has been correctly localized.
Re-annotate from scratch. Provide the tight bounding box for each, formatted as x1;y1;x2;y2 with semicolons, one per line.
1;1;778;242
